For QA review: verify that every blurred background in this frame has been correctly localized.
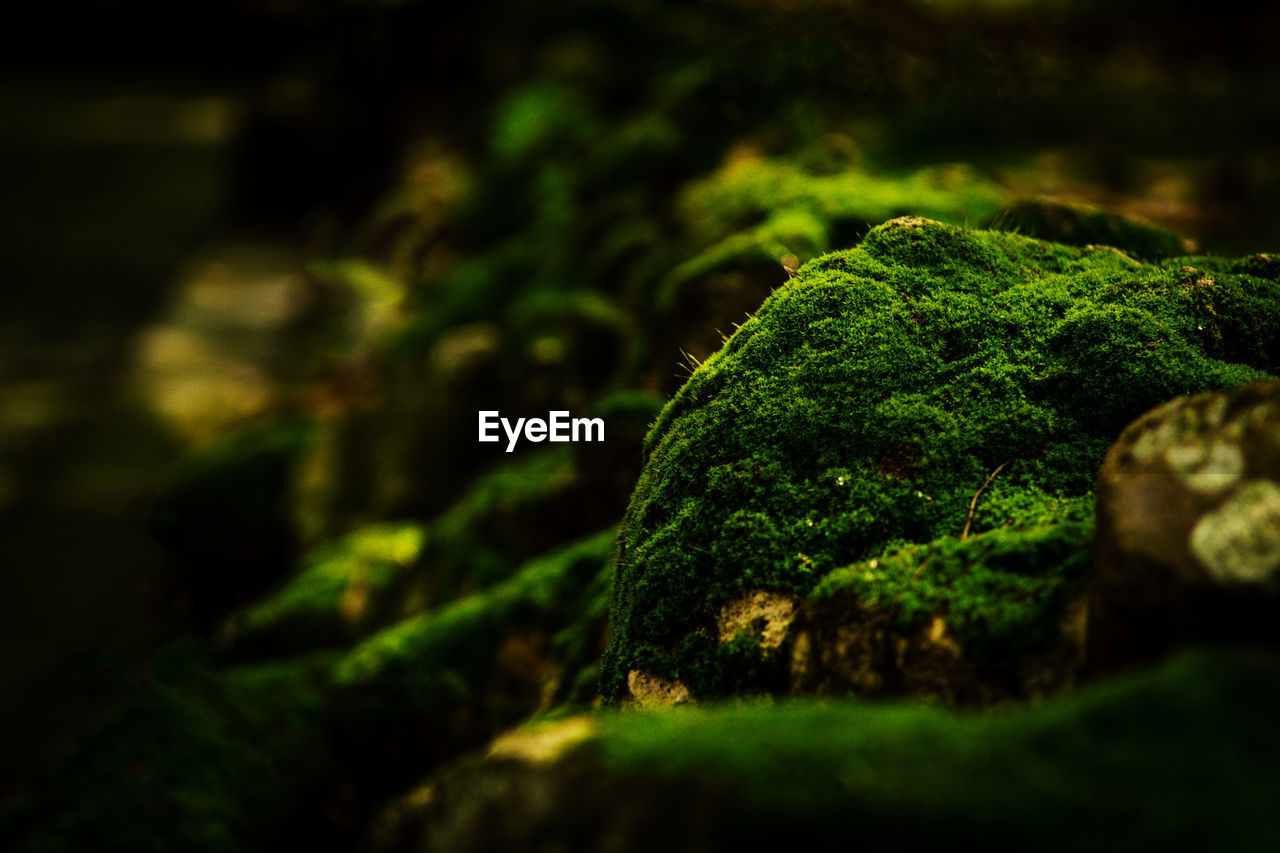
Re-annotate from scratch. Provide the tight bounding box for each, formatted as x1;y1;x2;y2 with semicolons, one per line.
1;0;1278;848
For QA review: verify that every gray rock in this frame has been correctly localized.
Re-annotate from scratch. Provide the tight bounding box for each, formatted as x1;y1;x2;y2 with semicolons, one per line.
1090;380;1280;671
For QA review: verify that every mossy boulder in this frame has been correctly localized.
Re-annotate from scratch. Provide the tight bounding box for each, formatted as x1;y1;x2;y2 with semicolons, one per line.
602;217;1279;704
652;154;1008;382
793;518;1091;705
1091;379;1280;672
329;529;618;796
368;650;1280;853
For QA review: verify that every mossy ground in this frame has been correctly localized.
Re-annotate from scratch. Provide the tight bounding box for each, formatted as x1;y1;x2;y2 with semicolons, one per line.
225;389;663;660
3;531;620;852
603;218;1279;702
226;522;428;656
592;650;1280;851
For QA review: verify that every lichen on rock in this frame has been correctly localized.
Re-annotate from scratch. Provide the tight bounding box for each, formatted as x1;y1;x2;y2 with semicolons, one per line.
1091;380;1280;671
602;217;1279;704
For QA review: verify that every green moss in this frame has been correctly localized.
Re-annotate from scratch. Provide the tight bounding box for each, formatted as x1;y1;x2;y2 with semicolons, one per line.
334;527;616;694
330;529;619;788
227;447;588;658
660;158;1007;309
490;84;596;164
420;447;582;596
506;289;635;394
588;650;1280;850
603;218;1279;702
227;523;427;656
6;655;335;853
816;515;1092;665
986;197;1192;261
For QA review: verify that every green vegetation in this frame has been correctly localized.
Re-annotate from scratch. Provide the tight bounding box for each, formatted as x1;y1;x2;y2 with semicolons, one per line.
603;218;1279;702
330;529;618;790
662;156;1007;308
590;650;1280;850
334;527;617;695
815;515;1092;666
985;197;1193;260
227;523;427;656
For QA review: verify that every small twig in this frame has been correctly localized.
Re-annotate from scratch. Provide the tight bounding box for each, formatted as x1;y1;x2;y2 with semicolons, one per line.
961;458;1013;541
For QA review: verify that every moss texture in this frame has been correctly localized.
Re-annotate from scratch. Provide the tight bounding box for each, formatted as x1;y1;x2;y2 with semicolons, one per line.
382;650;1280;853
330;528;618;793
602;217;1279;702
662;156;1007;309
814;514;1092;666
986;197;1194;261
596;650;1280;851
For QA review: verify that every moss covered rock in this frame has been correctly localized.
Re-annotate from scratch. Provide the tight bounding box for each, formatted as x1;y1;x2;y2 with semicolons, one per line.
793;519;1091;704
368;650;1280;853
330;529;618;796
653;154;1009;383
602;217;1279;704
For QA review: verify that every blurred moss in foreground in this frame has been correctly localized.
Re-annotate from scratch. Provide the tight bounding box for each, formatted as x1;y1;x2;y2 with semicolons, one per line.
378;649;1280;852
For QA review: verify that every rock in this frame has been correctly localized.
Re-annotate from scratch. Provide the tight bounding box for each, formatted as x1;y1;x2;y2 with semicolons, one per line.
624;670;694;707
601;217;1278;704
1091;380;1280;672
716;590;796;649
